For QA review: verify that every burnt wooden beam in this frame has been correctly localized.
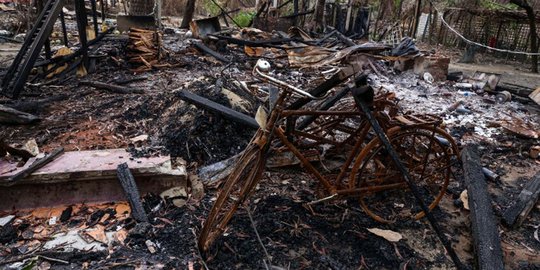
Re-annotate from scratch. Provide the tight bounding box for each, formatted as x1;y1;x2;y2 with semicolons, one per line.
80;80;145;94
297;87;350;130
193;42;229;63
502;171;540;228
327;26;355;46
176;90;258;129
287;69;352;110
210;34;315;48
116;163;149;223
5;147;64;184
0;104;41;124
461;144;504;270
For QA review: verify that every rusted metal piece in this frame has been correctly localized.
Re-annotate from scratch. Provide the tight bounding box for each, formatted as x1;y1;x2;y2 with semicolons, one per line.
198;63;460;257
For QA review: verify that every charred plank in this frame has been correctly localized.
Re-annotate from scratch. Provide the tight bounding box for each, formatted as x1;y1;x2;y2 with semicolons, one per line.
461;144;504;270
502;171;540;228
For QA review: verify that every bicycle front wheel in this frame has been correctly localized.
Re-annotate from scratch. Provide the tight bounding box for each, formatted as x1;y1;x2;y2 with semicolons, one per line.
198;139;267;252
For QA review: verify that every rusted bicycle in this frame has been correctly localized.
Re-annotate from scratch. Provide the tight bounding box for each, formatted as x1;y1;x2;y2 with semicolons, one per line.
198;60;460;253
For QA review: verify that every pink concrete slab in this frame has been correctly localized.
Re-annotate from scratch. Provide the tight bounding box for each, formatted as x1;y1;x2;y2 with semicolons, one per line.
0;149;187;210
0;149;185;184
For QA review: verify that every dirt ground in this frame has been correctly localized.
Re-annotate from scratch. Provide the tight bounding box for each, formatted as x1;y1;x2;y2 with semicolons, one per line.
1;22;540;270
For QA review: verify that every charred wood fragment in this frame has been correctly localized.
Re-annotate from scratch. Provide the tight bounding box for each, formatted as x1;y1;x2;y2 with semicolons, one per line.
193;42;230;63
112;76;148;85
502;171;540;228
116;163;149;223
5;147;64;184
0;104;41;125
0;139;35;160
461;144;504;270
80;80;145;94
176;90;258;129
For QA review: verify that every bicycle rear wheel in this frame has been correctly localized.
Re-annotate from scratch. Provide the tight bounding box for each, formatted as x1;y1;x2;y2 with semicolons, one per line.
349;126;456;223
198;138;267;252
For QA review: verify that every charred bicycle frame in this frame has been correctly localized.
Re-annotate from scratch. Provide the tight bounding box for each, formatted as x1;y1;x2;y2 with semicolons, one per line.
198;61;466;269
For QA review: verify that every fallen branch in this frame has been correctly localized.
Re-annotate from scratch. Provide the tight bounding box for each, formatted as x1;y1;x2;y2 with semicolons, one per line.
0;104;41;124
461;144;504;270
6;147;64;184
502;171;540;228
80;80;145;94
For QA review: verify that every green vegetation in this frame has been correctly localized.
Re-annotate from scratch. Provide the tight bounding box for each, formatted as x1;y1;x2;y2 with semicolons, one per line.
479;0;518;10
203;0;221;17
233;11;256;27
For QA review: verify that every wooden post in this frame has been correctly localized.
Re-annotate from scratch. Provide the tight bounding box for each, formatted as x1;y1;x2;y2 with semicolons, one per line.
116;163;149;223
461;145;504;270
74;0;89;69
411;0;422;37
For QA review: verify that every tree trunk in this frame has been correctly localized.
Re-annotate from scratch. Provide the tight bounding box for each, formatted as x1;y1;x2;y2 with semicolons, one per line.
313;0;326;32
181;0;196;29
510;0;538;73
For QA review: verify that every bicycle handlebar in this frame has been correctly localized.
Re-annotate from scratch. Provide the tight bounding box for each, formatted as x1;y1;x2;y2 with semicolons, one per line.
253;59;329;100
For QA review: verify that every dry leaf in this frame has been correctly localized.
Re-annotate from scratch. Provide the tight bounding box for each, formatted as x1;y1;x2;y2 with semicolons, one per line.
115;203;131;216
77;64;88;77
83;225;108;244
244;46;264;57
460;190;469;210
113;229;128;245
255;106;268;129
367;228;402;242
99;213;110;224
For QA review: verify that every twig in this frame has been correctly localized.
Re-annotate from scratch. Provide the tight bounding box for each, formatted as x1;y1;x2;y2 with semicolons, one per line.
246;205;272;269
38;255;69;264
304;193;337;206
191;228;209;270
